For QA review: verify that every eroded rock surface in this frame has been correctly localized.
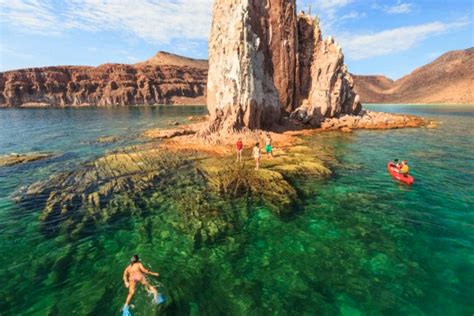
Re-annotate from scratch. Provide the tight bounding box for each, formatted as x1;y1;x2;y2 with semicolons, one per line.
293;14;361;125
0;52;207;107
206;1;362;132
206;0;285;132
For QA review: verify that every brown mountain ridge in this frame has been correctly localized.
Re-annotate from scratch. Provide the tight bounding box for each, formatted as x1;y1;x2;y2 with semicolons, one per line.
1;48;472;107
0;52;208;107
352;48;474;104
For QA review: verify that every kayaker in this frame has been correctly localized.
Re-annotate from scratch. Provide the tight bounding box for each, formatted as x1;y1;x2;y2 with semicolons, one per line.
391;159;400;172
394;159;402;169
400;160;409;176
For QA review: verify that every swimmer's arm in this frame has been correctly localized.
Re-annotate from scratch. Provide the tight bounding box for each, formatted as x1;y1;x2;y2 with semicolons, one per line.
123;267;129;287
140;263;159;277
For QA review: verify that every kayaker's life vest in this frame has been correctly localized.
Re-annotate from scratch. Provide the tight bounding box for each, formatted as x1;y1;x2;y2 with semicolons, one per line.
400;165;409;174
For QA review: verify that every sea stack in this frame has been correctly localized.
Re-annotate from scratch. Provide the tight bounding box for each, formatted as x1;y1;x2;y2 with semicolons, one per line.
206;0;362;132
206;0;292;131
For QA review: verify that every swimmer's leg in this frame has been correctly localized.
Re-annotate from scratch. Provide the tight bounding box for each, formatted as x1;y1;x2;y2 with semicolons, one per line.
141;278;164;304
125;280;136;306
140;278;158;296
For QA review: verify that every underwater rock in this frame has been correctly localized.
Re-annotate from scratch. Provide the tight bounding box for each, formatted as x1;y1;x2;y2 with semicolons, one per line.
94;136;121;144
15;149;193;235
0;152;55;167
15;134;334;241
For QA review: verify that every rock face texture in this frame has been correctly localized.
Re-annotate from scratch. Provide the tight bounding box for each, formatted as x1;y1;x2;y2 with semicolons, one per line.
206;0;284;131
353;48;474;104
292;14;361;125
206;1;361;132
268;0;299;113
0;52;207;107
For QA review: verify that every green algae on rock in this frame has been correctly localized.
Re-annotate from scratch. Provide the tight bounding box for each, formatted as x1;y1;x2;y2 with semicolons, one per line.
15;139;334;240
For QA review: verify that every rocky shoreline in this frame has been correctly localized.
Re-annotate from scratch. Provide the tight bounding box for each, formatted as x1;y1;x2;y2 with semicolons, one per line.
144;110;427;150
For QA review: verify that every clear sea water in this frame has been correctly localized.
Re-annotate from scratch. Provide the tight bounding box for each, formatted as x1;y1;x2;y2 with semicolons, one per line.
0;105;472;315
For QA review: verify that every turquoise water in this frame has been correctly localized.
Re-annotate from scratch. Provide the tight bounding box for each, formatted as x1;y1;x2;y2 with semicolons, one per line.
0;105;473;315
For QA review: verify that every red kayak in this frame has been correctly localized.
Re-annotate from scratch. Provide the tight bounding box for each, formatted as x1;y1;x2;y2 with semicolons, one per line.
387;162;414;185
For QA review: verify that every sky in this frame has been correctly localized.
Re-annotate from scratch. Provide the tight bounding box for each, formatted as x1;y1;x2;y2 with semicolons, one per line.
0;0;473;79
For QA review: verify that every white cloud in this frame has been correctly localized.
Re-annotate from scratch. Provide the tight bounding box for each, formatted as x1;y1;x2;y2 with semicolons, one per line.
385;1;413;14
0;0;213;43
340;11;366;21
0;0;60;34
315;0;353;11
339;19;470;60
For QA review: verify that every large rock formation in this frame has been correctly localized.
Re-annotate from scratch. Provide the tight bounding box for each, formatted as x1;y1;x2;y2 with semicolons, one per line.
352;48;474;104
206;0;287;131
0;52;207;107
206;0;361;132
293;14;361;125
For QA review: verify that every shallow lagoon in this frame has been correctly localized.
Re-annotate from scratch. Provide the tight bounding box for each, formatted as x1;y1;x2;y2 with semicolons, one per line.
0;105;473;315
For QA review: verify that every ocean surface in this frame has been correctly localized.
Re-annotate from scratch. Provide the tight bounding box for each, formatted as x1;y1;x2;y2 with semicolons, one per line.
0;105;472;315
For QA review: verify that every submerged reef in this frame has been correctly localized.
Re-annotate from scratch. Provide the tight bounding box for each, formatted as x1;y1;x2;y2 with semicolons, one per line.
14;138;333;241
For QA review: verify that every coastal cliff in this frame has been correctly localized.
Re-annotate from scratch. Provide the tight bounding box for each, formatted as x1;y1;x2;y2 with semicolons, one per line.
206;0;361;132
0;52;207;107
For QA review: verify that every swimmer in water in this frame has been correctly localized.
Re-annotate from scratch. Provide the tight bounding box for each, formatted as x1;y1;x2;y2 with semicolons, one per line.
123;255;162;312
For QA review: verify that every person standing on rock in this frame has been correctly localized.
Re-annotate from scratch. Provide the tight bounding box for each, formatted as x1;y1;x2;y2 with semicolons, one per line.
122;255;164;315
253;143;261;170
265;133;273;159
236;137;243;162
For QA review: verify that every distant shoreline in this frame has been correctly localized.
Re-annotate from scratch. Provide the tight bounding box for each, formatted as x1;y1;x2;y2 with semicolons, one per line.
0;103;207;109
2;103;472;109
363;103;474;107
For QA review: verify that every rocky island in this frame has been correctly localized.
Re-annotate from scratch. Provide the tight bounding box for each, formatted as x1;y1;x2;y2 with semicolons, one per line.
14;0;426;240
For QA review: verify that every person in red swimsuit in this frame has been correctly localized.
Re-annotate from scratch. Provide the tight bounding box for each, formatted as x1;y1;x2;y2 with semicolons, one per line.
123;255;161;311
236;138;243;162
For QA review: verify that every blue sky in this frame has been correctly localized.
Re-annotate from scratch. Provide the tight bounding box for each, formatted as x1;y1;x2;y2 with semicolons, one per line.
0;0;472;79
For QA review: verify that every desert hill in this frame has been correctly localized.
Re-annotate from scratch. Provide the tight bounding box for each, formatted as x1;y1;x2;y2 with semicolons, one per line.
353;48;474;104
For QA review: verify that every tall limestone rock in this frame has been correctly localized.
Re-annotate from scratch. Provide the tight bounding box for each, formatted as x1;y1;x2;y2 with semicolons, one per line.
267;0;299;113
292;14;361;125
207;0;299;133
206;1;361;132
